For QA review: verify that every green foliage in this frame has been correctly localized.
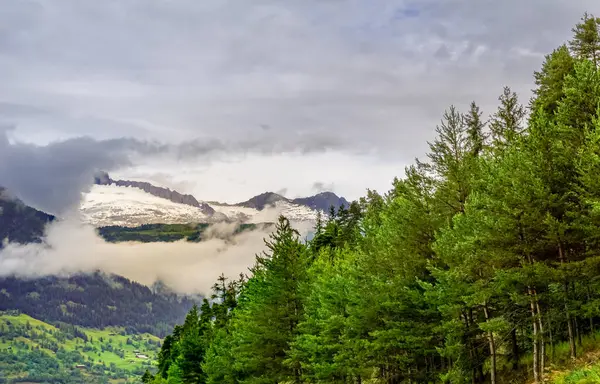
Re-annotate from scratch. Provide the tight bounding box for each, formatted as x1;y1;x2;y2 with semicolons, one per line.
532;45;576;115
569;12;600;66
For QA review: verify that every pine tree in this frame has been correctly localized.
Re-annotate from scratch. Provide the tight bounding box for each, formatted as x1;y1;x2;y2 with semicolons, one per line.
142;370;154;383
532;45;576;115
216;216;308;384
422;105;471;215
464;101;487;158
555;60;600;147
178;305;208;384
489;86;526;153
569;12;600;66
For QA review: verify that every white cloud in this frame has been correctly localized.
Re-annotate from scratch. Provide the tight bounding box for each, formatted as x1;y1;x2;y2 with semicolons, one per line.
0;217;276;294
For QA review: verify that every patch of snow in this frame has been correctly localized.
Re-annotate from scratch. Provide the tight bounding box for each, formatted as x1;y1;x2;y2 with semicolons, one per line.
210;200;320;224
80;185;322;228
81;184;210;227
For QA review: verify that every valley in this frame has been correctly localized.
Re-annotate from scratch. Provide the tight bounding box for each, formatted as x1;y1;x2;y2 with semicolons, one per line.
0;311;160;383
4;5;600;383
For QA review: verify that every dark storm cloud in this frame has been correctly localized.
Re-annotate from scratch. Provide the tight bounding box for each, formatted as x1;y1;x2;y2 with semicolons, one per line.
0;128;132;215
0;128;346;215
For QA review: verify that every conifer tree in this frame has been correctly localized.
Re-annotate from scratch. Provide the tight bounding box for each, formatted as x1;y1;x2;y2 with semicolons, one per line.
214;216;308;384
422;105;471;216
489;86;526;152
464;101;487;158
569;12;600;66
532;45;575;115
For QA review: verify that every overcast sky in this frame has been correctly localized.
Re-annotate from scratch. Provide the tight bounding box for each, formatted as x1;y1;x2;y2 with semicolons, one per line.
1;0;598;213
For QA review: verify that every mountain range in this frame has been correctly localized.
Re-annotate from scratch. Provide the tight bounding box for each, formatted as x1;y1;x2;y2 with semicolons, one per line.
82;172;349;227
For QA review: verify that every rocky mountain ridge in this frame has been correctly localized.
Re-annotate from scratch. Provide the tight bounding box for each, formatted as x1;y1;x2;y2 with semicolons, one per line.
0;187;55;247
235;191;349;212
94;171;215;215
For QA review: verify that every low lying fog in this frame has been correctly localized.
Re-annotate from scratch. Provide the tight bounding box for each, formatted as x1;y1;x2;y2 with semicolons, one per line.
0;215;309;295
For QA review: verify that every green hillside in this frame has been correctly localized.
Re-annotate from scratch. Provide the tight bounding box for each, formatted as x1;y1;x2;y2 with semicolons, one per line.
97;223;269;243
0;311;160;384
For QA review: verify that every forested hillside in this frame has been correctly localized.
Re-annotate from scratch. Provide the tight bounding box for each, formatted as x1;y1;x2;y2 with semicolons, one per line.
146;13;600;384
97;223;268;243
0;188;54;247
0;272;197;337
0;312;161;383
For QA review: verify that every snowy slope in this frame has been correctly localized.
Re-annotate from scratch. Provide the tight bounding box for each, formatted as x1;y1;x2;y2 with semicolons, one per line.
80;185;322;227
80;185;213;227
210;200;319;224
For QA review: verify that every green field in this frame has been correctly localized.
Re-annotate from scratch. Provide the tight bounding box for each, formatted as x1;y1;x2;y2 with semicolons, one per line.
0;311;161;383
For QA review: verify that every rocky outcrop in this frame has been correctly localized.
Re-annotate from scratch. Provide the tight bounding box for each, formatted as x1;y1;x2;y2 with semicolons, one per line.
236;192;288;210
0;186;55;247
292;192;350;213
94;172;215;215
235;191;349;212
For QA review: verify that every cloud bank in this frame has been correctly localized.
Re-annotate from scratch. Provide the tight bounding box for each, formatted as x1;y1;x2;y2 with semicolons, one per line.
0;217;275;294
0;128;345;215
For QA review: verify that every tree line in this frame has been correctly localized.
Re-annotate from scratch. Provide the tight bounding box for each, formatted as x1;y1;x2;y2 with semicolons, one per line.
0;272;196;337
145;13;600;384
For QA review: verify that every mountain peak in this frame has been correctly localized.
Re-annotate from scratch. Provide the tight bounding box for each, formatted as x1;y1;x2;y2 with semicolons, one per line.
236;192;287;210
94;172;215;215
292;192;349;212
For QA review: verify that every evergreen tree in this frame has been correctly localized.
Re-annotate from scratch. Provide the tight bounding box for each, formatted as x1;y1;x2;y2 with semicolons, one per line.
532;45;576;115
569;12;600;66
489;86;526;152
464;101;487;158
208;216;308;384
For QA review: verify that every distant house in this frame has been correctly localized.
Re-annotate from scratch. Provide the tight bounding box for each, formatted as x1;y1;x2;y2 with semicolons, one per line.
135;353;149;359
75;364;86;369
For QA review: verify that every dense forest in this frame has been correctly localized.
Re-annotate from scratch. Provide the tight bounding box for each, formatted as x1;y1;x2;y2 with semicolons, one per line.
145;13;600;384
0;272;197;337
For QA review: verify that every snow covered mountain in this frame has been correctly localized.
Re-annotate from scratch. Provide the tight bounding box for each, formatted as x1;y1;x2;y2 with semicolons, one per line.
80;184;215;227
80;175;349;228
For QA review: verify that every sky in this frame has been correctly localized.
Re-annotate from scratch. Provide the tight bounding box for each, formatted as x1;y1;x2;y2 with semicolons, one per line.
1;0;599;214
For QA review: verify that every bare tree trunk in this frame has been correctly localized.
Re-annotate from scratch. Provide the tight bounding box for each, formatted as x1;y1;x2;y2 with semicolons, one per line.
548;314;555;361
566;293;576;358
463;311;477;384
559;243;576;359
483;303;497;384
535;293;545;381
575;317;582;348
529;287;539;384
587;286;595;338
511;328;519;371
